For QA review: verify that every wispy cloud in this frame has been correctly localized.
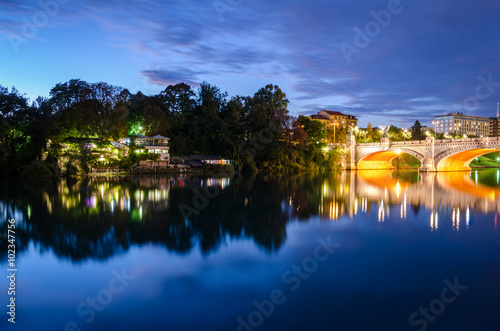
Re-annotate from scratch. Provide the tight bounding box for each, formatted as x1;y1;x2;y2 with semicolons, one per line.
1;0;499;125
141;68;202;87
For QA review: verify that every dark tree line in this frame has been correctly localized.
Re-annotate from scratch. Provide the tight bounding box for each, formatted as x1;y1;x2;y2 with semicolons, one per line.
0;80;341;176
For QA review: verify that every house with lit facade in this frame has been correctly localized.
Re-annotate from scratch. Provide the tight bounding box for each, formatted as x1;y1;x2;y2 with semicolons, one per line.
433;113;489;137
310;110;358;128
116;134;170;166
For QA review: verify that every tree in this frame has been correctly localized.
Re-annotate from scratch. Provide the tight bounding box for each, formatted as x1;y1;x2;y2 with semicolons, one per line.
367;122;373;141
190;82;227;153
219;96;245;156
50;80;129;140
387;125;403;141
158;83;195;114
411;120;426;140
244;84;290;163
144;105;170;135
247;84;289;134
0;86;31;175
297;115;325;143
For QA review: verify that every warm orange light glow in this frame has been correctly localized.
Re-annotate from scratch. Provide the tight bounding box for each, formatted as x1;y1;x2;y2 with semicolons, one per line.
357;151;399;170
437;148;498;171
436;172;499;202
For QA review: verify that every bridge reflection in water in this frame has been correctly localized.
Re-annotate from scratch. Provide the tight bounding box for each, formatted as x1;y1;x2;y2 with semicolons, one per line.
1;170;499;262
347;169;500;228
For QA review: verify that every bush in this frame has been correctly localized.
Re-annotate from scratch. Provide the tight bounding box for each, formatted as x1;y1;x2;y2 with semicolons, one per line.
202;163;234;173
21;160;54;178
241;155;257;173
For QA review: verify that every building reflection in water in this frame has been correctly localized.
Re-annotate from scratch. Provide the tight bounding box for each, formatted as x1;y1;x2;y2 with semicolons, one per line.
1;169;500;262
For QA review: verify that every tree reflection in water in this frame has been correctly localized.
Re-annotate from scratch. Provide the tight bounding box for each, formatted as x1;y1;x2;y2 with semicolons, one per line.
0;170;499;262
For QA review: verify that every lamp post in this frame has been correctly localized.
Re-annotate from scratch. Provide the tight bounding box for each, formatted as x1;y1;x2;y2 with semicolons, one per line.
333;122;339;143
380;125;386;139
403;128;408;142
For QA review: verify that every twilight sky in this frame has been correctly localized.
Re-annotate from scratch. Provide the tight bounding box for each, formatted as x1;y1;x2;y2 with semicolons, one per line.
1;0;500;127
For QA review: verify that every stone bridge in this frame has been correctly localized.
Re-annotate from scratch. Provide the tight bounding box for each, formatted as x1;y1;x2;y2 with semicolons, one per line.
344;135;500;171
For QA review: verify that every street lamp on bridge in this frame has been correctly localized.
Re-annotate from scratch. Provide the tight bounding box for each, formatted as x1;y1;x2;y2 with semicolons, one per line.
333;122;339;143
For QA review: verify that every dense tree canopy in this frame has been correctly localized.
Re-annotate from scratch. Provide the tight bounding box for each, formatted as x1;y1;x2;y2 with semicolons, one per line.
0;80;343;176
50;79;128;140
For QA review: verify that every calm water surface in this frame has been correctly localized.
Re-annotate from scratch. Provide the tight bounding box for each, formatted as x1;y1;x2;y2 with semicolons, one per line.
1;170;500;331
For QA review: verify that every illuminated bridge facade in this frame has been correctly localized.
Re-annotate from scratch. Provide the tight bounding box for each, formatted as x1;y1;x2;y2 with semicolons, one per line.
345;136;500;172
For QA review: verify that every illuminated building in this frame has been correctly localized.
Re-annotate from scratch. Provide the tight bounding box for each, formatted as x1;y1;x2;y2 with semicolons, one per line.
117;134;170;166
310;110;358;129
433;113;489;136
490;117;500;137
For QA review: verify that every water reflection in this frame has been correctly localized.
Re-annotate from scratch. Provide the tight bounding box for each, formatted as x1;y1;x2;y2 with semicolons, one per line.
1;169;499;262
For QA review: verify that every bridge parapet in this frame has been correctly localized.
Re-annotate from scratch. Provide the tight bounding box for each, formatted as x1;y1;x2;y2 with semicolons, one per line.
389;140;427;146
352;136;500;172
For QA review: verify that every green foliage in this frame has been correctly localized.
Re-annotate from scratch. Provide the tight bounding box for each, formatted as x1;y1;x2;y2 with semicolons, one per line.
202;163;234;173
50;79;128;140
118;152;160;168
392;154;421;168
128;120;145;135
469;151;500;168
1;80;343;176
21;160;54;178
411;120;426;140
367;122;373;140
387;125;403;141
297;115;326;143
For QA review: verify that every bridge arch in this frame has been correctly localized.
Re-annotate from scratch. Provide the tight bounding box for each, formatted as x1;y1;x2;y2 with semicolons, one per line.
352;137;500;172
357;149;424;170
436;148;500;171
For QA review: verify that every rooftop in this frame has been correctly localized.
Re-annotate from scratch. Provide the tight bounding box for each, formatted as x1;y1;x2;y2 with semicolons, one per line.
319;110;358;120
435;113;489;119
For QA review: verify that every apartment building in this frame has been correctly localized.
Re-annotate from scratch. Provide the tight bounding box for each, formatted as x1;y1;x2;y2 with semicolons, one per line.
433;113;489;137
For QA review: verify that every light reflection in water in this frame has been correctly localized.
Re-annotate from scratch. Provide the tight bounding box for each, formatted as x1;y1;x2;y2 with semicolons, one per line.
41;171;500;230
452;207;461;231
466;205;470;229
2;170;500;262
378;200;385;222
400;193;407;220
430;211;439;231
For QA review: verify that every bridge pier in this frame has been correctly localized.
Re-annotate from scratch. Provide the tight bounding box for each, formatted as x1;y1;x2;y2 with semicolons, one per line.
419;157;436;172
345;133;357;170
419;137;436;172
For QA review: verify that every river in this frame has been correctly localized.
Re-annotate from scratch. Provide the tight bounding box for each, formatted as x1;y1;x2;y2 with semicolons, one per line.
1;170;499;330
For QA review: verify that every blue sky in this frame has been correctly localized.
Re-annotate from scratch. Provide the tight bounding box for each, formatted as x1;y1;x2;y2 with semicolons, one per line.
1;0;500;127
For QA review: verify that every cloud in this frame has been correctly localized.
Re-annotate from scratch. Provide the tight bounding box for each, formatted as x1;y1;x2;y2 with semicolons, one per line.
141;68;202;87
2;0;500;125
